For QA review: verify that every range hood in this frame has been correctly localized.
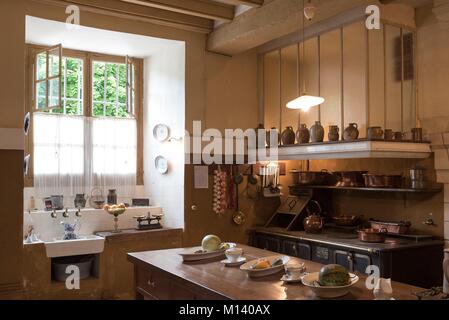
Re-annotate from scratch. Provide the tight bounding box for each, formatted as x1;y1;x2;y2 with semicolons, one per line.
249;140;432;162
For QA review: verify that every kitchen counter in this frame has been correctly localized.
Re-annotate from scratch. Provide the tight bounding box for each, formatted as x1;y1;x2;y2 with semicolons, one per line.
127;244;423;300
250;227;444;253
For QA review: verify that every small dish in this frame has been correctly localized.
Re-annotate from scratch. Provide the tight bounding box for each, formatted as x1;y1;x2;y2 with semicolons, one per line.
301;272;359;299
221;257;246;267
281;273;306;283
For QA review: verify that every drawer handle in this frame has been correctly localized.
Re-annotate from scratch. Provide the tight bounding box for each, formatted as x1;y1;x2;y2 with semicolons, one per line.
147;280;156;288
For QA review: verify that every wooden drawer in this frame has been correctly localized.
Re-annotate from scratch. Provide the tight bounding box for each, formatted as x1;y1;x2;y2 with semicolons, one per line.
136;266;171;300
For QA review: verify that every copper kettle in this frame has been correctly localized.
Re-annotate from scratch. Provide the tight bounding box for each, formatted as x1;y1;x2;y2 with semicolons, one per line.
303;200;324;234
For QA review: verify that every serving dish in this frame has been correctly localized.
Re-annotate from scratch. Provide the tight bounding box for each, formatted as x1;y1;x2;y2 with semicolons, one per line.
179;243;236;262
301;272;359;298
333;215;360;227
369;220;411;235
240;255;289;278
290;170;332;186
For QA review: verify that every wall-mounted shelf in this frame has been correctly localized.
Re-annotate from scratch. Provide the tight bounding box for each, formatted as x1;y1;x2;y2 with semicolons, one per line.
289;184;443;194
250;140;432;161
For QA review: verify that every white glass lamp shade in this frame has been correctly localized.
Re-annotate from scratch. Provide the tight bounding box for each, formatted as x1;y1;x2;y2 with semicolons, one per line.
286;94;325;111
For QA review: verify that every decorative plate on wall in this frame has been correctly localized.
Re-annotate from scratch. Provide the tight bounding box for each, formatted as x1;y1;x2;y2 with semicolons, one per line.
155;156;169;174
153;124;170;142
24;112;30;135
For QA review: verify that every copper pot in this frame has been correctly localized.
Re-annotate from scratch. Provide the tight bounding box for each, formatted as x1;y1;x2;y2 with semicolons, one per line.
290;169;331;186
357;228;387;243
363;174;403;188
333;171;367;187
333;215;360;227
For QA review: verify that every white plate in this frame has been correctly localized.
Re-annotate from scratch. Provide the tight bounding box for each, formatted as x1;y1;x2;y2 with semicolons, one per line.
153;124;170;142
301;272;359;299
221;257;246;267
281;273;307;283
155;156;168;174
240;255;289;278
179;243;236;262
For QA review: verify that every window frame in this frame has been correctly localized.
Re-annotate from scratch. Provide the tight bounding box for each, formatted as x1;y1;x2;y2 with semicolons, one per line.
25;44;144;187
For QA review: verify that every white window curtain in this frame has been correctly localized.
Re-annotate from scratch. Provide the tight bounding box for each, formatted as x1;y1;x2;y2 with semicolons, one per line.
34;113;137;201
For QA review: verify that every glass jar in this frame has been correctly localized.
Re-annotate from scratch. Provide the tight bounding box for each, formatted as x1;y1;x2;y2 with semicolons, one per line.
107;189;117;205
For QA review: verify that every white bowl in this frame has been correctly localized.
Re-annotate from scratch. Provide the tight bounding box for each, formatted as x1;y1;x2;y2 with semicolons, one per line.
240;255;289;278
301;272;359;299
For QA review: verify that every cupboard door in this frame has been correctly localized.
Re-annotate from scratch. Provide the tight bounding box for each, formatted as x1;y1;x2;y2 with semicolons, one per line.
333;250;353;271
257;236;281;252
353;253;372;274
296;242;312;260
312;245;331;264
282;240;299;257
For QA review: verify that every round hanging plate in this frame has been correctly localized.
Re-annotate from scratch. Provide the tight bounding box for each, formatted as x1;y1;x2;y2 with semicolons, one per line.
153;124;170;142
155;156;169;174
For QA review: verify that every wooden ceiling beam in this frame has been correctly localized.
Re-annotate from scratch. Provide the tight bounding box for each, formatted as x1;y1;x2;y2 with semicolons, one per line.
211;0;264;8
33;0;213;33
120;0;235;22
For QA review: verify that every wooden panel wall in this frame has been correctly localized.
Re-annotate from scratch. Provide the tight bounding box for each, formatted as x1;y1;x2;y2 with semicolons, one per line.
262;21;417;139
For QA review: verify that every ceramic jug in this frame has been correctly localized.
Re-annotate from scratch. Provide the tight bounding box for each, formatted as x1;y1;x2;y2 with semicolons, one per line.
310;121;325;143
344;123;359;141
281;126;296;145
328;125;340;142
266;127;280;148
444;249;449;294
296;124;310;144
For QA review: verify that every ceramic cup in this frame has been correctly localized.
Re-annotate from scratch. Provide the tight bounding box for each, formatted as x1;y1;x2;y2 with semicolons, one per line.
284;261;306;279
225;247;243;262
367;127;384;140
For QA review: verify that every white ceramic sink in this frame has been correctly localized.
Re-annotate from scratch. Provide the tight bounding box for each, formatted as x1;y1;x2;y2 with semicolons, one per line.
44;235;105;258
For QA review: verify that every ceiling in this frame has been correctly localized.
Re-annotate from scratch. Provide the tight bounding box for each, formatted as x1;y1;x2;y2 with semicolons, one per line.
26;16;184;58
118;0;265;26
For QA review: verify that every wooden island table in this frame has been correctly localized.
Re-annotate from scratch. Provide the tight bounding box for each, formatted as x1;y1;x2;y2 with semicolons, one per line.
127;244;423;300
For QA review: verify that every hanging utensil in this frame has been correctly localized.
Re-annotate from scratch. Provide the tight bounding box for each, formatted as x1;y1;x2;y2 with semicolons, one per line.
232;165;246;225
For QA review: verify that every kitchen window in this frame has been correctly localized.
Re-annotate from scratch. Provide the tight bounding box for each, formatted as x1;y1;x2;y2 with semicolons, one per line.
26;45;143;197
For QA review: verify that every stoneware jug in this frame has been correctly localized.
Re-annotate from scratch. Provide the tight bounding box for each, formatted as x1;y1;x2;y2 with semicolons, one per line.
296;124;310;144
310;121;325;143
444;249;449;294
281;126;296;145
344;123;359;141
266;127;280;148
328;125;340;142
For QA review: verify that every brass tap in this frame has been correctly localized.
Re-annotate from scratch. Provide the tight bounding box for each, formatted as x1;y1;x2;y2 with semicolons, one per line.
63;208;69;218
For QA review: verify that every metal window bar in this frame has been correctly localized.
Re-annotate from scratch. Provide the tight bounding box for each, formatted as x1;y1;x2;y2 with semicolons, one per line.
63;58;67;114
77;59;82;115
103;62;107;117
116;64;119;116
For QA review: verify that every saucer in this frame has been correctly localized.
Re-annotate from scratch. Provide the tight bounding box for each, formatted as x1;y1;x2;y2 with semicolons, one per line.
281;273;306;283
221;257;246;267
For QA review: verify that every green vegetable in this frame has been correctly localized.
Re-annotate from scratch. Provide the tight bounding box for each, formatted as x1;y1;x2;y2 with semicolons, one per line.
319;264;350;287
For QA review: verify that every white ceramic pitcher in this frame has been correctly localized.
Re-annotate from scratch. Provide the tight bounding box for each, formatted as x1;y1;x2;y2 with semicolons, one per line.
444;249;449;295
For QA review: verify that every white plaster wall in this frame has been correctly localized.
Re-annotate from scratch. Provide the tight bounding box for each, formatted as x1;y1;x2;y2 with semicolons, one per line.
144;44;186;229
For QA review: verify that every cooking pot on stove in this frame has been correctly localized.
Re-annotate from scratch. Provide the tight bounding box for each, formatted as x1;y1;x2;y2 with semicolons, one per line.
357;228;387;243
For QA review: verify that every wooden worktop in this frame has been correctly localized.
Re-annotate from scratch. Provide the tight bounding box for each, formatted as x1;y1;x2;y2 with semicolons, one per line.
127;244;423;300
